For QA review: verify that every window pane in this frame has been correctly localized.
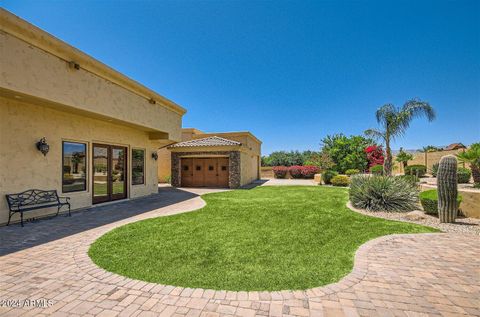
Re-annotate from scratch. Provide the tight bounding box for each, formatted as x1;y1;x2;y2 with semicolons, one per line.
132;149;145;185
63;142;87;192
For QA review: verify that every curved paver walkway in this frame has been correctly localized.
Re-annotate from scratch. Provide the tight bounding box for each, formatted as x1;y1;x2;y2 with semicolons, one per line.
0;187;479;317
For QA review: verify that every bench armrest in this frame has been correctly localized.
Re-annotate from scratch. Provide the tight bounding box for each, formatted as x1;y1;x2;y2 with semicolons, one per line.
58;196;70;203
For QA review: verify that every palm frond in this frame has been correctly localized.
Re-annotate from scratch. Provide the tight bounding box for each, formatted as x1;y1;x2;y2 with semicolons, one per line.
384;99;436;139
375;104;396;126
364;128;385;141
402;98;436;121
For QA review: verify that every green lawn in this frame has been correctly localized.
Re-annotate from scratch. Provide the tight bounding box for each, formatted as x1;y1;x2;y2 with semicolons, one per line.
89;186;438;291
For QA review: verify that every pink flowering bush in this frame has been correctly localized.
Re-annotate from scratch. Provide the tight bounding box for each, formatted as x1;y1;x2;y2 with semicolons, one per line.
365;145;385;168
272;166;288;178
301;165;319;178
288;166;304;178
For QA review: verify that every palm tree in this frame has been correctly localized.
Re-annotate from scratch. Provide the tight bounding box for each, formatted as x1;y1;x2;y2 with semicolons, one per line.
456;143;480;185
365;99;435;176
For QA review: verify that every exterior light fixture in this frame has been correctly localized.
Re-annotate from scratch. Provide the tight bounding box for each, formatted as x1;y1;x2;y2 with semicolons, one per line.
149;98;156;104
152;152;158;160
36;137;50;156
68;61;80;70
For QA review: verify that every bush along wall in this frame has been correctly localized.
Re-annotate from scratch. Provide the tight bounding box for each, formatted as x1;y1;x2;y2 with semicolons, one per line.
404;164;427;177
331;175;350;187
322;170;339;184
420;189;462;215
272;166;288;178
273;166;319;179
457;167;471;184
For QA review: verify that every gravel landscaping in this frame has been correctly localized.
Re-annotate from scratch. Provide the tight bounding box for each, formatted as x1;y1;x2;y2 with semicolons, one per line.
348;202;480;235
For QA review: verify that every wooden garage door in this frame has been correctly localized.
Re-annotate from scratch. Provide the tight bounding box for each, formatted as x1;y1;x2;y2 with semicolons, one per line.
181;158;229;187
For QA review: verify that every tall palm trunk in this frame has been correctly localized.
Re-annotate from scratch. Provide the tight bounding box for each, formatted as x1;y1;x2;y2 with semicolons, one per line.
471;164;480;184
383;133;392;176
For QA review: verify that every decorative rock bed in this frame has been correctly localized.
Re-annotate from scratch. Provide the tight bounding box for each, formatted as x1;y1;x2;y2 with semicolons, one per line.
348;202;480;235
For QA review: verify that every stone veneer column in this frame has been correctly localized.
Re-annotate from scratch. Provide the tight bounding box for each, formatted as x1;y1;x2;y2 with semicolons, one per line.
171;153;181;187
229;151;241;188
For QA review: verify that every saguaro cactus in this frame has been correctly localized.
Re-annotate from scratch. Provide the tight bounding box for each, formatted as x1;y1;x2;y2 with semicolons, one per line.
437;155;458;223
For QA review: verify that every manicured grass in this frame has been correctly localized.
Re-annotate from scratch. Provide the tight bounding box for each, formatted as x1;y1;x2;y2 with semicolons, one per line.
89;186;438;291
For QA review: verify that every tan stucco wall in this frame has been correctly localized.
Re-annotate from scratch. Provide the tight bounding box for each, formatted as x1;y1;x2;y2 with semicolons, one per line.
393;149;469;174
157;148;172;183
240;152;260;186
0;22;182;142
0;97;160;225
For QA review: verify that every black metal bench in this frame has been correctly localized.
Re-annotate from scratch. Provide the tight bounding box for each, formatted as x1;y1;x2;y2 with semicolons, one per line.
5;189;71;227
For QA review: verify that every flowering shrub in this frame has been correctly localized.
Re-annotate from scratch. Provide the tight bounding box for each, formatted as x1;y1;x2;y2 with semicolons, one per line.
272;166;288;178
288;166;304;178
272;166;319;179
301;166;319;178
365;145;384;168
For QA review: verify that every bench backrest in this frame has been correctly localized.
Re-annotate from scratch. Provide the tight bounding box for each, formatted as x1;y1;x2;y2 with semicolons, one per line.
5;189;60;210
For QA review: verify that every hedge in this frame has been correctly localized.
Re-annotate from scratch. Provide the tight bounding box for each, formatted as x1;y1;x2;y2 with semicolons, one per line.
273;166;319;179
322;170;339;184
457;167;471;184
331;175;350;187
405;164;427;177
272;166;288;178
419;189;462;215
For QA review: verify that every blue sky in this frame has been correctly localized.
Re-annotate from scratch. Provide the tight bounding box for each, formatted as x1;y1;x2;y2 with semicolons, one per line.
3;0;479;154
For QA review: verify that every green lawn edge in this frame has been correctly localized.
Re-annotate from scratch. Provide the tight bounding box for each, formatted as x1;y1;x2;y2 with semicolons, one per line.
88;186;438;291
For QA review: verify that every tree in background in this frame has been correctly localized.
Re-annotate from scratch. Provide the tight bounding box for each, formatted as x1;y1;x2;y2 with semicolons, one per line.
304;152;335;171
320;134;375;173
365;98;435;176
261;150;318;167
421;145;443;152
456;142;480;185
395;147;414;169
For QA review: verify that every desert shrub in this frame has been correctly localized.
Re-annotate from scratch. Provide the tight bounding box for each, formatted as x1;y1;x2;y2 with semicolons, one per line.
349;175;419;212
430;163;439;177
457;167;471;184
322;170;338;184
370;164;384;175
301;166;319;179
397;174;419;185
288;166;303;178
419;189;462;215
404;164;427;177
345;169;360;176
331;175;350;187
272;166;288;179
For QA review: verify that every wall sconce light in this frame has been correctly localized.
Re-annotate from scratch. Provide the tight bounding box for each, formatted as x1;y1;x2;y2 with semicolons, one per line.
36;137;50;156
68;61;80;70
152;152;158;160
148;98;156;104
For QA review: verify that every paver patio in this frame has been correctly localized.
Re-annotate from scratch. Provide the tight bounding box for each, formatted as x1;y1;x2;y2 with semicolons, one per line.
0;186;479;317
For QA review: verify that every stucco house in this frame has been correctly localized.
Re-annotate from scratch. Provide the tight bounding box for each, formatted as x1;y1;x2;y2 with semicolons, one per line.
158;128;261;188
0;10;186;224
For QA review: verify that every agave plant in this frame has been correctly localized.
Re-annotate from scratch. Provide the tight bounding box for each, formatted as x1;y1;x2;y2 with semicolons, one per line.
349;175;419;212
456;143;480;185
365;99;435;176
